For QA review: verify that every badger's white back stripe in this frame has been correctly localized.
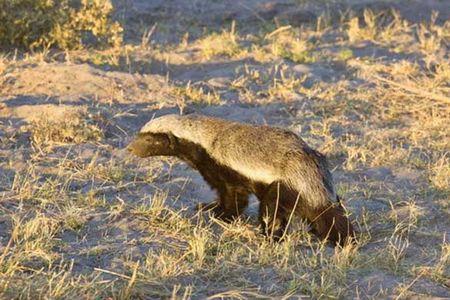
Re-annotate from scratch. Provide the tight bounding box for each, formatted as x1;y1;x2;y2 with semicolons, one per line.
141;114;281;184
221;158;277;184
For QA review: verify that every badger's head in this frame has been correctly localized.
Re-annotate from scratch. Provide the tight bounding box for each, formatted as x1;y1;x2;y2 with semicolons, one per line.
127;114;182;158
127;132;178;157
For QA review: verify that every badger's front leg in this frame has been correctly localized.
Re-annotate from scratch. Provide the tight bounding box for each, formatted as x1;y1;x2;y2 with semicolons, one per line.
198;186;249;221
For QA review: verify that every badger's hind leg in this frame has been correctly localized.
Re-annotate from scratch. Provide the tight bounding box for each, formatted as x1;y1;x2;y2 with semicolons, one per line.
258;182;355;245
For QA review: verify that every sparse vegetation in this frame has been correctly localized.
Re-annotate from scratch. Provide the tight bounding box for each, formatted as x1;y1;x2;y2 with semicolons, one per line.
197;22;242;59
29;112;103;150
0;0;449;298
0;0;122;50
268;30;316;63
172;82;222;106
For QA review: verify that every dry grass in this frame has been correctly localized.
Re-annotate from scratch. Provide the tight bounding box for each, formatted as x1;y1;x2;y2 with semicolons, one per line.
268;30;316;64
0;1;449;299
197;22;242;60
0;0;122;50
29;112;104;151
172;82;222;106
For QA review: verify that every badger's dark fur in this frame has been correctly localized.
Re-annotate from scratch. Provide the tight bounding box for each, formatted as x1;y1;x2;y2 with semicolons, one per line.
127;114;355;246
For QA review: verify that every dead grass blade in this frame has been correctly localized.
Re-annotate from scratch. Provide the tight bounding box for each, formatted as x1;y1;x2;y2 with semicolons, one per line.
371;74;450;104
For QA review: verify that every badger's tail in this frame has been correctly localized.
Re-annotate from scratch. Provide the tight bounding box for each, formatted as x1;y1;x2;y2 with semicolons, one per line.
307;202;355;246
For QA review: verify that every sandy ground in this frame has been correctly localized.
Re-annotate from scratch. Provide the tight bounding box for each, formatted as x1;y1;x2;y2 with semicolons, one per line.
0;0;449;298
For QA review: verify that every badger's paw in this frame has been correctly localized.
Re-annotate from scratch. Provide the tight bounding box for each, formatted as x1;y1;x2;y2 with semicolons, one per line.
196;201;237;222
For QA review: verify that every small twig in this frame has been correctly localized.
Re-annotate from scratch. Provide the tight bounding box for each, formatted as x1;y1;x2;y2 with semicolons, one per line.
141;23;157;49
0;235;13;266
281;191;301;241
265;25;292;40
124;262;139;298
237;2;267;24
270;182;281;239
94;267;132;280
394;269;426;300
0;223;19;266
311;202;338;223
371;74;450;104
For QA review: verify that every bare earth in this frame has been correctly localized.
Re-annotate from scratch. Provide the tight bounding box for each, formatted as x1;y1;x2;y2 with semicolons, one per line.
0;0;449;299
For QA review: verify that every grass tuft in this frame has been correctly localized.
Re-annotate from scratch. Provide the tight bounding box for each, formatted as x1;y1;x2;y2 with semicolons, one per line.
29;112;103;150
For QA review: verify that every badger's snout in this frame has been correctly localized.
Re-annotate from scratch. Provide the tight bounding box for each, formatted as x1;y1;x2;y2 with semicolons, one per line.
126;136;150;158
126;132;175;158
126;141;136;152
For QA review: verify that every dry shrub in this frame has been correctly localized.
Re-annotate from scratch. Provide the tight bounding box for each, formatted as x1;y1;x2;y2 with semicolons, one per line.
0;55;6;90
30;112;103;149
347;9;379;43
13;214;60;243
0;0;122;50
268;31;316;63
416;12;449;56
430;155;450;191
198;31;241;59
172;82;221;106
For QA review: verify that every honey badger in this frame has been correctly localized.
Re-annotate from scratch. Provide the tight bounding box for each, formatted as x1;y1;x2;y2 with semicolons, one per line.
127;114;355;246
